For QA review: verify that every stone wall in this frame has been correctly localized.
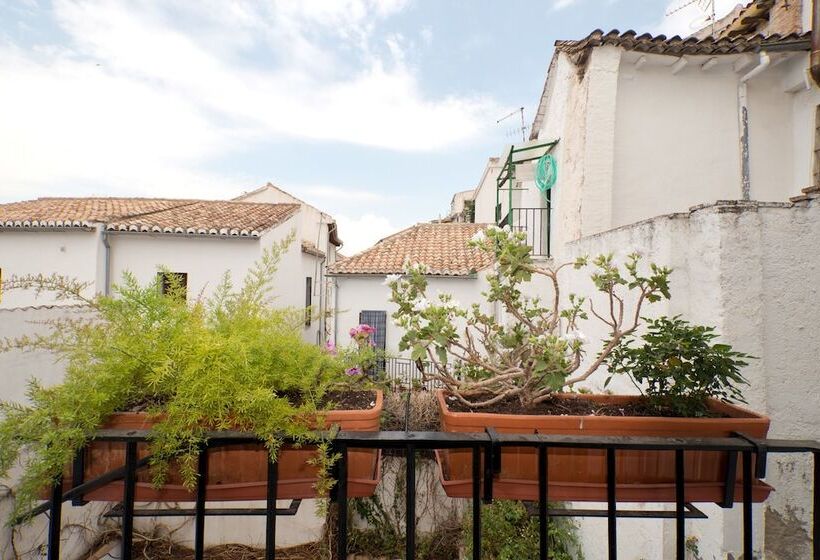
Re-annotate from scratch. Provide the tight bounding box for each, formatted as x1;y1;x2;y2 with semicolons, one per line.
547;196;820;559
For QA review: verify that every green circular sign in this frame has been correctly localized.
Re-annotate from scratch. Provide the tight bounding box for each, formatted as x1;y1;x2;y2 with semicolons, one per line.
535;153;557;194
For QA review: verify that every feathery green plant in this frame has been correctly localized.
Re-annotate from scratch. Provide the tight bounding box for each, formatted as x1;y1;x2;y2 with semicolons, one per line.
0;233;368;522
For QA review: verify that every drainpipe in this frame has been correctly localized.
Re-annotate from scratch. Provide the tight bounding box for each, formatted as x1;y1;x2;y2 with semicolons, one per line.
812;0;820;88
737;52;771;200
100;227;111;296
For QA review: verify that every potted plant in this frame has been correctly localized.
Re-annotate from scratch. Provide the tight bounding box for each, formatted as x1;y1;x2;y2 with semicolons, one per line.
387;226;769;503
0;236;381;522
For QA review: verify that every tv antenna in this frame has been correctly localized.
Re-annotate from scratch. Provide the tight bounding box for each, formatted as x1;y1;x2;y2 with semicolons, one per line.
497;107;527;143
666;0;716;36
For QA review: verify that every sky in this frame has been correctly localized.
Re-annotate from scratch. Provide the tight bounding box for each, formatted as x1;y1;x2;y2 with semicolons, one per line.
0;0;744;254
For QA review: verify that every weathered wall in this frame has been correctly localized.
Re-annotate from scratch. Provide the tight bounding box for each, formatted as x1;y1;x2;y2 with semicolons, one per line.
550;198;820;559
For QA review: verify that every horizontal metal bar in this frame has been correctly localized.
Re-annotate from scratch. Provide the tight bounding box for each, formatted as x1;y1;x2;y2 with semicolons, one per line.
13;455;153;524
510;141;559;153
88;429;820;454
525;503;707;520
103;500;303;518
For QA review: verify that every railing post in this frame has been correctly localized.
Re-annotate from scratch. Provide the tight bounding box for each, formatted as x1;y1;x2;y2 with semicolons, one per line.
406;444;416;560
265;455;278;560
122;441;137;560
336;444;348;560
538;445;549;560
472;445;481;560
742;450;753;560
814;451;819;560
46;477;63;560
675;449;685;560
607;448;617;560
194;446;208;560
71;449;88;506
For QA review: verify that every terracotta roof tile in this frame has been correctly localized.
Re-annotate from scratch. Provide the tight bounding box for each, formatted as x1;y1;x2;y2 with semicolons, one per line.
555;28;810;62
107;201;298;237
0;197;299;238
328;223;492;276
301;240;326;258
0;198;192;229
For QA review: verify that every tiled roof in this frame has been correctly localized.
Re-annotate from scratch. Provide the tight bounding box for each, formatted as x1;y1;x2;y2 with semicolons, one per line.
301;240;326;258
0;198;192;229
0;197;299;238
107;201;299;237
328;223;492;277
555;28;810;60
719;0;775;38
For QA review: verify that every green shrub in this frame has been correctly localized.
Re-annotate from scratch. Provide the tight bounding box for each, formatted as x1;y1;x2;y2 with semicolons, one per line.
463;500;583;560
0;234;369;522
605;316;752;417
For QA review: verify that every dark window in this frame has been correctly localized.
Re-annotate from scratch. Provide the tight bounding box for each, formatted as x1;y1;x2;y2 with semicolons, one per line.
157;272;187;301
359;310;387;375
305;277;312;327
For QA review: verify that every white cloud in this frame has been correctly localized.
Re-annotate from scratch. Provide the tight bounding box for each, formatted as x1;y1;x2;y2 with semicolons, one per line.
0;0;499;198
655;0;742;37
334;212;402;255
552;0;579;11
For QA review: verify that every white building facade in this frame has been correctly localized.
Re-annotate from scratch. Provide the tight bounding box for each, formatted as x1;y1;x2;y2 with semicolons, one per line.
457;1;819;557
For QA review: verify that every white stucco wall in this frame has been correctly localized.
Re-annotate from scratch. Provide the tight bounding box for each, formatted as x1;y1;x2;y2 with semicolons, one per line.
547;199;820;559
0;306;110;560
0;229;102;309
472;158;503;224
332;273;492;356
530;46;818;249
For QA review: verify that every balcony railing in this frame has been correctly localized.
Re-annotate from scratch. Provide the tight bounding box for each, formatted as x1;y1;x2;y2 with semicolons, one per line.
499;206;551;257
29;429;820;560
377;356;442;390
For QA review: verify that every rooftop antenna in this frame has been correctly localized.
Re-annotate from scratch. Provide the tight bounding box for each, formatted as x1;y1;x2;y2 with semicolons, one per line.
666;0;716;36
497;107;527;143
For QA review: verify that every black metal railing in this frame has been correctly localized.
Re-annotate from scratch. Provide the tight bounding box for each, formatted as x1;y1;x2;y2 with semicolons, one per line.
499;206;552;257
30;430;820;560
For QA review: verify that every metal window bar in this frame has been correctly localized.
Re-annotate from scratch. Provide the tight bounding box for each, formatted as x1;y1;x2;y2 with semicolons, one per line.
500;206;552;257
34;430;820;560
376;356;445;391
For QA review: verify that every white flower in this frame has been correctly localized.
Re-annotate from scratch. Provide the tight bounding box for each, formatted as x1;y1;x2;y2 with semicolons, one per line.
470;230;486;243
412;297;431;312
383;273;402;286
562;329;588;345
502;224;511;233
487;225;501;232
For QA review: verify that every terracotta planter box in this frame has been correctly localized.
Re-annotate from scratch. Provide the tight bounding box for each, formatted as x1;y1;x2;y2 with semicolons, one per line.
63;391;383;502
435;390;772;503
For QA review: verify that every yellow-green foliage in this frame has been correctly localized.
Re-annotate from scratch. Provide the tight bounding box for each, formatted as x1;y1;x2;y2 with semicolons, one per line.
0;234;361;522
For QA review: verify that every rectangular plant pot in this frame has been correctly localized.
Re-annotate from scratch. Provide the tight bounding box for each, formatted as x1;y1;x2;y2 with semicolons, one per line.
62;391;383;502
435;390;771;503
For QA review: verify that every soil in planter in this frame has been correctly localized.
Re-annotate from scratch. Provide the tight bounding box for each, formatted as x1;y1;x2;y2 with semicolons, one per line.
319;390;378;411
123;390;377;413
445;392;729;418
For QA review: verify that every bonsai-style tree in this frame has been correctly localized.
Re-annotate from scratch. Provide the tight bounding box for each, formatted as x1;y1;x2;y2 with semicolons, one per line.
0;234;370;521
387;226;672;408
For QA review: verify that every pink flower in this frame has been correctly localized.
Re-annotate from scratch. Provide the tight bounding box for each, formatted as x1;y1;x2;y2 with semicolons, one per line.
324;340;337;355
345;367;361;376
